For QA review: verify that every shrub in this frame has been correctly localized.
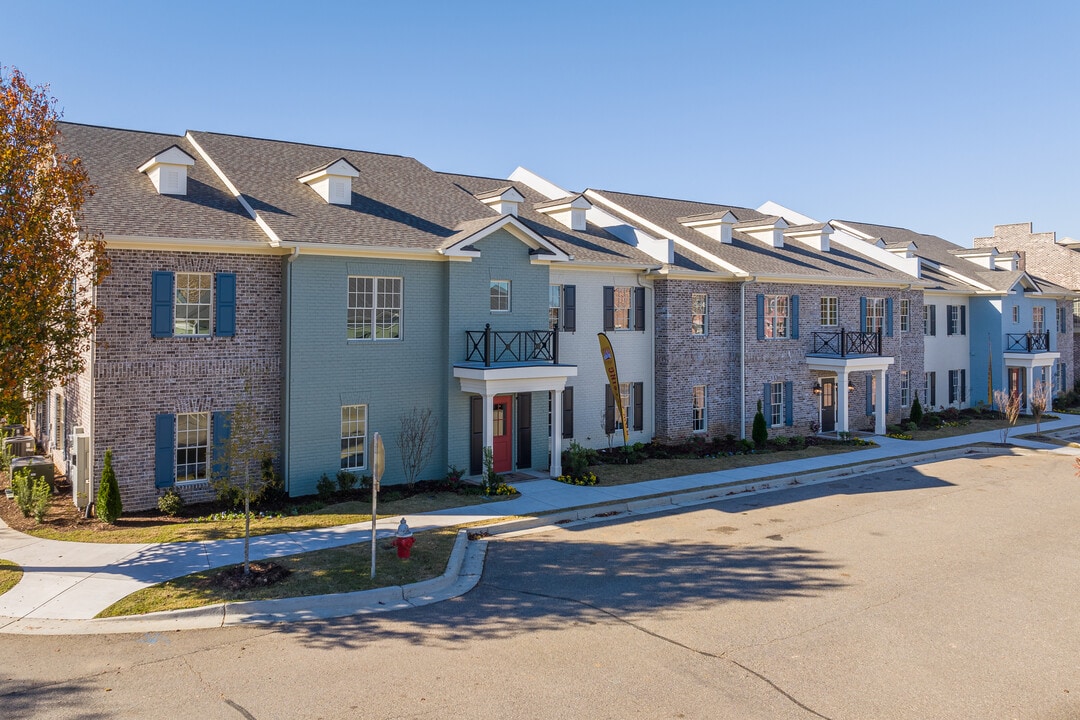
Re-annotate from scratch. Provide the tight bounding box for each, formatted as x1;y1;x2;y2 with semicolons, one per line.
903;421;917;432
563;441;598;476
157;488;185;517
909;393;923;426
752;400;768;448
11;469;33;518
96;448;123;524
336;469;358;494
30;475;50;523
316;473;337;501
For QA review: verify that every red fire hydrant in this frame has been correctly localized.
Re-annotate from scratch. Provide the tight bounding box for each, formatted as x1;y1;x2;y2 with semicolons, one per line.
392;518;414;559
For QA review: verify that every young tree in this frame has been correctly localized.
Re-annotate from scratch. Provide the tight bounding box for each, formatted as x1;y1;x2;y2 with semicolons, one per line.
993;388;1023;444
752;399;768;448
211;382;274;575
0;67;109;419
397;407;438;490
1029;380;1050;436
909;392;923;427
96;448;122;524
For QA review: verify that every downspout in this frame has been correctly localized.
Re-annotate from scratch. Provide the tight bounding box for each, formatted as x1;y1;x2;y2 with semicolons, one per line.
85;280;97;519
283;246;300;494
740;277;755;439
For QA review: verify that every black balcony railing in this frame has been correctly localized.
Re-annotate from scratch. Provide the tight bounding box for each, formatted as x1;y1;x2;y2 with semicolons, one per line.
1005;331;1051;353
811;328;882;357
465;324;559;367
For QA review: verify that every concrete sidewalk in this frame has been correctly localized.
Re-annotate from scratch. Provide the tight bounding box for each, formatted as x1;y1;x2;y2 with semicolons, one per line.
3;414;1080;634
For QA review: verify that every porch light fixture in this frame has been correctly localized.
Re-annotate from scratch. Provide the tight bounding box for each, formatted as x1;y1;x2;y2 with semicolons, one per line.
847;380;856;392
812;382;822;395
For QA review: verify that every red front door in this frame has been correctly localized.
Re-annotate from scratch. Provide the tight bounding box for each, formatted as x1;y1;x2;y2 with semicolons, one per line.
492;395;513;473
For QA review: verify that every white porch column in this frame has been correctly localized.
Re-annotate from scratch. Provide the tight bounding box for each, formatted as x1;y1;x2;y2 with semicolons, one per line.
550;390;563;478
875;369;887;435
1025;368;1035;414
836;370;849;434
482;393;495;456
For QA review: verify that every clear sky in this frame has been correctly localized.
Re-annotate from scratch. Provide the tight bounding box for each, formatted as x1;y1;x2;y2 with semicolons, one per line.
3;0;1077;246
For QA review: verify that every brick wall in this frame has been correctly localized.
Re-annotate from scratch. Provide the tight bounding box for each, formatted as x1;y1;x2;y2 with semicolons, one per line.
91;248;282;511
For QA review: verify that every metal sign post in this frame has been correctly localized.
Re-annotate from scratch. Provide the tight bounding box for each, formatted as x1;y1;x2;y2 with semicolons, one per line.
370;432;385;579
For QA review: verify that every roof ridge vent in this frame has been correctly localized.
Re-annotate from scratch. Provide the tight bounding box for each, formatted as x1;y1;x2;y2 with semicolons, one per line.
535;194;591;231
138;145;196;195
298;158;360;206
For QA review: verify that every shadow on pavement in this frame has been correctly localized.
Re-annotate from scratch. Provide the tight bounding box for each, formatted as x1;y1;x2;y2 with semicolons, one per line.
0;678;111;720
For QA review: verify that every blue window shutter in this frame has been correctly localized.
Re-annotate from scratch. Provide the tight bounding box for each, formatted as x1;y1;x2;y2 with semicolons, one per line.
756;294;765;340
634;287;646;331
948;370;957;404
929;305;936;336
791;295;800;339
603;287;614;331
946;305;954;336
885;298;893;337
562;285;576;332
151;271;174;338
784;381;793;426
960;305;966;335
212;411;232;480
960;369;967;402
859;297;867;332
155;413;176;488
215;273;236;338
865;375;873;415
885;375;891;413
763;383;770;417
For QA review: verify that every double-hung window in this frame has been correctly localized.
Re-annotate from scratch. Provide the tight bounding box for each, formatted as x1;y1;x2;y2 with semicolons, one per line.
340;405;367;470
152;271;235;339
923;305;935;336
348;276;402;340
899;299;910;333
865;298;885;333
490;280;510;312
692;385;706;432
1033;306;1045;334
1012;305;1020;324
691;293;708;335
764;295;789;338
549;285;562;329
820;297;838;327
770;382;784;427
174;273;213;336
900;370;910;407
176;412;209;483
613;287;633;329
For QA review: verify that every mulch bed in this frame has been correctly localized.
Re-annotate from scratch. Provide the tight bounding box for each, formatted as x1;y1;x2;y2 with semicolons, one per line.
211;562;291;591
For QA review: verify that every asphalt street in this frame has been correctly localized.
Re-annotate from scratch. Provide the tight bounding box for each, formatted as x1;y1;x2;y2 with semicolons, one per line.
2;447;1079;719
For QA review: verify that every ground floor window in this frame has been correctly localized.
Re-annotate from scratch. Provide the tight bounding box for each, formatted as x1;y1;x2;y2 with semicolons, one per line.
176;412;209;482
770;382;784;427
341;405;367;470
900;371;910;407
692;385;706;432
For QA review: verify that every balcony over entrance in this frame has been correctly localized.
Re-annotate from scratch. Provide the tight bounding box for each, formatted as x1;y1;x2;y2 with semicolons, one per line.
1006;331;1051;353
465;324;559;367
809;328;882;357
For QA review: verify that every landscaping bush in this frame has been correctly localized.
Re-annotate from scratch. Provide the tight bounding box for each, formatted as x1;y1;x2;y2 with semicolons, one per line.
157;488;185;517
336;469;358;494
910;392;923;426
11;469;33;518
752;400;768;448
562;441;598;477
316;473;336;501
96;448;123;524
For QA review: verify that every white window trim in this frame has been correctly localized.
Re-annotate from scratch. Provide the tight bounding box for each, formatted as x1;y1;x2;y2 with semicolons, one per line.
348;276;403;341
820;296;838;327
765;295;790;339
176;411;210;484
901;370;910;407
1033;306;1045;334
691;293;708;336
692;385;706;433
899;299;910;334
613;287;633;330
340;404;368;471
174;272;213;337
770;381;784;427
549;284;561;330
490;280;511;313
866;298;885;334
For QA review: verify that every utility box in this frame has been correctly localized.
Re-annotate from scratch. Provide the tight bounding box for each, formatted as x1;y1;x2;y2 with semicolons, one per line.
10;456;55;488
3;435;35;458
70;431;91;510
2;424;26;437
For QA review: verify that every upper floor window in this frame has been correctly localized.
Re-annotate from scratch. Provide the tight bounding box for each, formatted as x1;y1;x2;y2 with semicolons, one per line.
176;411;209;483
341;404;367;470
613;287;633;329
348;276;402;340
946;304;966;336
899;299;910;333
549;285;561;329
865;298;885;333
490;280;510;312
691;293;708;335
1073;299;1080;322
692;385;706;432
174;273;213;336
604;286;645;332
1012;305;1020;324
1033;305;1045;334
764;295;789;339
820;297;838;327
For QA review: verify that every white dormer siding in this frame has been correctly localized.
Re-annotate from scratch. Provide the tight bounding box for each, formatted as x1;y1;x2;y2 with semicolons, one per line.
536;195;591;231
297;158;360;206
737;217;788;248
679;210;736;244
478;186;526;216
950;247;999;269
994;252;1019;271
783;223;834;252
138;145;196;195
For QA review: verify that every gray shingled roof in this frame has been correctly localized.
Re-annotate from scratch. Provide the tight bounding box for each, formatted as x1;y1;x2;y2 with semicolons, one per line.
58;123;267;243
439;174;661;267
187;131;494;249
591;190;913;282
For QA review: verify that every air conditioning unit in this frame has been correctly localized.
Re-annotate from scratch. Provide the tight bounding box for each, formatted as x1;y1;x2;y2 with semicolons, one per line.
10;456;55;488
3;435;35;458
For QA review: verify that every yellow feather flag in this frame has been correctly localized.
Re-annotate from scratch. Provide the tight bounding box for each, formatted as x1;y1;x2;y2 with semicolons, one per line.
598;332;629;445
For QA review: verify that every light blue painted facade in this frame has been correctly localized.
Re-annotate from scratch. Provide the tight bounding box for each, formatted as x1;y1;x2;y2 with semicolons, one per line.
969;291;1060;406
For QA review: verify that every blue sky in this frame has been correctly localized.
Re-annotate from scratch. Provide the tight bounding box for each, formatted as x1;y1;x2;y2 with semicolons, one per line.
3;1;1077;245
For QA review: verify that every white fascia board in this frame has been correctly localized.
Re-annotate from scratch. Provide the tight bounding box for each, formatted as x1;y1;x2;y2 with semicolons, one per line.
137;145;196;173
282;243;443;260
756;201;818;226
828;223;921;278
441;216;570;262
297;159;360;184
508;167;570;200
185;132;284;248
749;274;927;289
656;268;738;281
806;355;895;372
681;210;737;229
937;265;994;292
585;190;746;275
104;235;283;254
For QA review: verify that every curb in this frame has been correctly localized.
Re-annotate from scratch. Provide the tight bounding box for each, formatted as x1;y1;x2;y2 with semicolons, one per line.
0;529;485;635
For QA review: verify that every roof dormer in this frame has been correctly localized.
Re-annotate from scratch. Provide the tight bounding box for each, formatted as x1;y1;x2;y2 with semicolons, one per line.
477;186;525;216
138;145;196;195
994;251;1020;271
736;216;788;248
783;222;834;252
678;210;737;244
535;194;592;231
297;158;360;206
949;246;999;270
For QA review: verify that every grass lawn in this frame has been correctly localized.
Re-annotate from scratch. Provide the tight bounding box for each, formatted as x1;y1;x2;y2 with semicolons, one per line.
590;442;873;486
0;487;511;545
0;559;22;597
98;528;460;617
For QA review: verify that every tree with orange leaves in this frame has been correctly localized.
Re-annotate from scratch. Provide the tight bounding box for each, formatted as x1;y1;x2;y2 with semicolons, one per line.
0;67;109;420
